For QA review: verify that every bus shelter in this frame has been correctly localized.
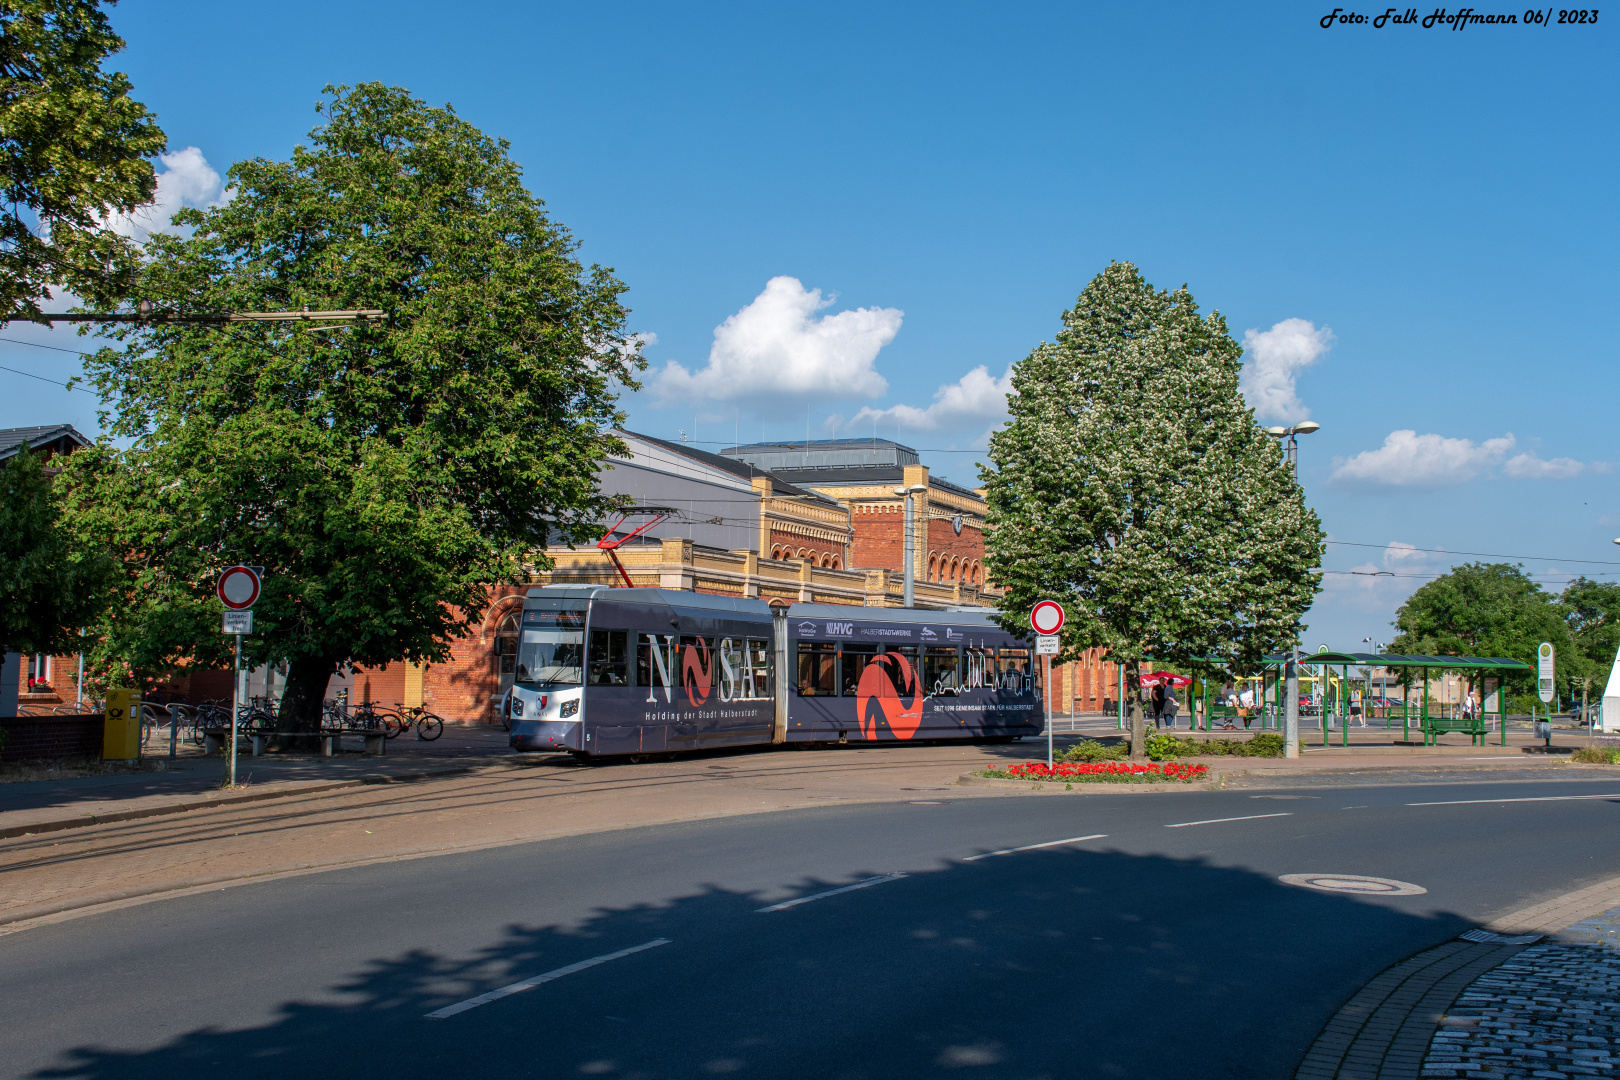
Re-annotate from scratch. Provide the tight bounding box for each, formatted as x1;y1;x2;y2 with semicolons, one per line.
1299;652;1531;746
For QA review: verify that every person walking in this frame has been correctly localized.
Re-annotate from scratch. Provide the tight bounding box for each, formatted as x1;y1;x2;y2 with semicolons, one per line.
1151;681;1167;729
1238;684;1256;729
1164;687;1180;730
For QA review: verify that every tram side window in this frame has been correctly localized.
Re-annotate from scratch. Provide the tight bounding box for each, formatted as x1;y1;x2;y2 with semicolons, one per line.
840;644;878;695
924;647;961;696
797;642;836;696
746;638;773;698
964;647;996;689
588;629;629;686
997;648;1031;692
883;645;921;697
638;633;675;692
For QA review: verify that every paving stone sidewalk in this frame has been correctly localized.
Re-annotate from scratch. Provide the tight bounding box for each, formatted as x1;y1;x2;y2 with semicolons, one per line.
1421;907;1620;1079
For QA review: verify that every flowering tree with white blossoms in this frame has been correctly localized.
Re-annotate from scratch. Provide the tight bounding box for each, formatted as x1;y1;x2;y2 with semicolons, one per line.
982;262;1323;757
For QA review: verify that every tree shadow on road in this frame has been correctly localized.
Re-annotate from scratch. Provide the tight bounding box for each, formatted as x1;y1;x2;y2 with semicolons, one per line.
21;845;1480;1080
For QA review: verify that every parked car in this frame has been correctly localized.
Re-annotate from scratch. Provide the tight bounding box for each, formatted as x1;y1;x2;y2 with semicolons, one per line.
1568;702;1601;725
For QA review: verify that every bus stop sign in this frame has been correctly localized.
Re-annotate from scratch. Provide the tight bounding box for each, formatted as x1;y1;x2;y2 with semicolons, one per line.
1537;642;1555;703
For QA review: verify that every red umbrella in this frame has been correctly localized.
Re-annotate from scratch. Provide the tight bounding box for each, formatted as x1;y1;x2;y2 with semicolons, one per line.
1140;671;1192;688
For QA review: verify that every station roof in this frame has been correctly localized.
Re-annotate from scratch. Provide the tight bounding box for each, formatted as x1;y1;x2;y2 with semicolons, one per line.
1291;651;1530;670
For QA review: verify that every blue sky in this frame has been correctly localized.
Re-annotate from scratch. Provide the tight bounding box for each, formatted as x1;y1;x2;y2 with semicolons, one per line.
2;0;1614;649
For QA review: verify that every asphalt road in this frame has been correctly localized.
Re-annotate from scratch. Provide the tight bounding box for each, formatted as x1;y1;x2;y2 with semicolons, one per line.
4;775;1620;1080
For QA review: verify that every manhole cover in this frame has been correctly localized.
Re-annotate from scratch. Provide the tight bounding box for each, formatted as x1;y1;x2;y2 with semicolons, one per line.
1279;873;1427;896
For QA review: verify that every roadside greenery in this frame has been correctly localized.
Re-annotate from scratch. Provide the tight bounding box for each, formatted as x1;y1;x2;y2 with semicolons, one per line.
1056;734;1285;765
983;262;1323;760
1570;746;1620;765
61;84;643;735
0;446;114;658
1;0;164;322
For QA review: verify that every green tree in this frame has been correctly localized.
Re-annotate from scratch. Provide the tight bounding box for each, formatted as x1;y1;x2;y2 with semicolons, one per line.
1388;562;1572;701
982;261;1323;757
0;446;114;662
62;83;643;734
1;0;164;322
1560;576;1620;707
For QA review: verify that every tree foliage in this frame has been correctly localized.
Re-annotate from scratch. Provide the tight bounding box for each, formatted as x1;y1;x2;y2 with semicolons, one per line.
61;84;643;730
1558;576;1620;696
982;261;1323;750
1388;562;1573;693
0;446;114;658
983;262;1323;665
0;0;164;322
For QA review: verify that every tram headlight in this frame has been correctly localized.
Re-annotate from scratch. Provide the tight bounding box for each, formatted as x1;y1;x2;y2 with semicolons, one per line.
510;697;524;718
560;699;579;718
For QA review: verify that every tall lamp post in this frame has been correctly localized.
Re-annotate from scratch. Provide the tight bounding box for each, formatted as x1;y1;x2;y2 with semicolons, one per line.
1267;421;1321;758
893;483;928;608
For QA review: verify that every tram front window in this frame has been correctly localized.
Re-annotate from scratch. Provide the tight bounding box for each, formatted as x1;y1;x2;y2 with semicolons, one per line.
516;606;586;687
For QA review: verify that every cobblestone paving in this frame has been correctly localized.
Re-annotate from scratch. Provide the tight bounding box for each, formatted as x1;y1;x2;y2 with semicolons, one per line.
1422;906;1620;1078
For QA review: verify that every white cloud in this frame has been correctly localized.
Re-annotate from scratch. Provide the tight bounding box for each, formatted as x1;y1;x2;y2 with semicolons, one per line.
104;147;229;242
1383;541;1427;566
848;364;1014;443
1240;317;1333;423
650;277;902;404
1330;430;1516;487
1503;453;1583;480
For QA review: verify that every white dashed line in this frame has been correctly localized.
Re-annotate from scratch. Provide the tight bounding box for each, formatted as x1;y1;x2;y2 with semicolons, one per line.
425;938;671;1019
962;834;1108;861
755;874;908;913
1164;812;1293;828
1406;793;1620;807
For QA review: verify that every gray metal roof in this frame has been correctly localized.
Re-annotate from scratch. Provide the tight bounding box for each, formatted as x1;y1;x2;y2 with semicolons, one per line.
0;424;90;461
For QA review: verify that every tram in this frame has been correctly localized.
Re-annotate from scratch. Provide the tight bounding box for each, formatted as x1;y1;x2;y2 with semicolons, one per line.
506;586;1041;758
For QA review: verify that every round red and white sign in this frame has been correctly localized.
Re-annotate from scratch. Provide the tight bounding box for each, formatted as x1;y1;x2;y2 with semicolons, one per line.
1030;600;1065;636
217;565;261;610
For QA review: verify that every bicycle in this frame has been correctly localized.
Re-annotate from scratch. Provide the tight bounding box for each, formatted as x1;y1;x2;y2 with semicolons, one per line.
393;703;445;741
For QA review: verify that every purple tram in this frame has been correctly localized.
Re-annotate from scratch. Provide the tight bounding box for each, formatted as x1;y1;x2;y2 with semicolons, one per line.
506;586;1042;759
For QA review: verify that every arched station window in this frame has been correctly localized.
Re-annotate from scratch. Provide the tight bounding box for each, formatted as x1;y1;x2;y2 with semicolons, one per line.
495;612;519;696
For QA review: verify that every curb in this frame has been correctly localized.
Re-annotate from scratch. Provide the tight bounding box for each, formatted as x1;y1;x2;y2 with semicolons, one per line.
0;763;492;841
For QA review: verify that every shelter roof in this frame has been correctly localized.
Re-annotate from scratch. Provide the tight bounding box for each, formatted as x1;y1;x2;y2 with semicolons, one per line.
1300;651;1529;670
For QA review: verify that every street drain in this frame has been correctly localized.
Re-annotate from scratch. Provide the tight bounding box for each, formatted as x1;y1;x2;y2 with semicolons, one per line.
1279;873;1426;896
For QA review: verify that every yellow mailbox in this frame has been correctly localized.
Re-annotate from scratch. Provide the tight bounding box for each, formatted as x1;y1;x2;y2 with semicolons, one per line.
103;688;141;761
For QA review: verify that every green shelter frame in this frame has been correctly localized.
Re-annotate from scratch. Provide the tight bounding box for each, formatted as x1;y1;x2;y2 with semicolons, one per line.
1120;652;1531;746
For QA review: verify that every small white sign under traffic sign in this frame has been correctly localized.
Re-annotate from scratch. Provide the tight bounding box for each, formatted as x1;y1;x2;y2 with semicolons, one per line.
1036;635;1060;655
222;610;253;635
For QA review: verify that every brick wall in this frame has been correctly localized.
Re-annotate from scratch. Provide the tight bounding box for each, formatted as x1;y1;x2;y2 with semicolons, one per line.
849;504;907;573
0;714;103;761
766;529;847;569
924;518;985;585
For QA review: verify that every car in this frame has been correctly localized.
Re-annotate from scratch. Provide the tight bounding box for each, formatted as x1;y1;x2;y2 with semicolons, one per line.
1568;703;1601;725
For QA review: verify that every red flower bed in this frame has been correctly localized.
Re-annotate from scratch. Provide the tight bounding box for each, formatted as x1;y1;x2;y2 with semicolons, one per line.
985;760;1210;783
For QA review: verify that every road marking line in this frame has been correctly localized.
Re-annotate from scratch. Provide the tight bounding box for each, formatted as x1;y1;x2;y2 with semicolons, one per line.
1165;813;1293;828
755;874;907;913
962;834;1108;861
1406;793;1620;807
424;939;671;1019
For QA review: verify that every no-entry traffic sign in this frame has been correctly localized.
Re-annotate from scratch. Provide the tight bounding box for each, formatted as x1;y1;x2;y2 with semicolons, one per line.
1030;600;1065;636
217;565;261;610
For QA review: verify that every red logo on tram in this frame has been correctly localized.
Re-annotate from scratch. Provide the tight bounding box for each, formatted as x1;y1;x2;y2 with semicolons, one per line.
856;653;925;740
682;638;712;707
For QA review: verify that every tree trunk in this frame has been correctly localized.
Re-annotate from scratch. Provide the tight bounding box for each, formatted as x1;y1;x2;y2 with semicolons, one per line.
275;654;341;746
1127;662;1146;760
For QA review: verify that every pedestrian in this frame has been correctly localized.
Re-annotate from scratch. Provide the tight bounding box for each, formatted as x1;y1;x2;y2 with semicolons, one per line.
1151;681;1167;728
1238;684;1255;729
1164;687;1180;730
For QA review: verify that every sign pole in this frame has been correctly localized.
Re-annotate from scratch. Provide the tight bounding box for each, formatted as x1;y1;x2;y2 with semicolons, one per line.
1045;653;1054;768
229;631;241;787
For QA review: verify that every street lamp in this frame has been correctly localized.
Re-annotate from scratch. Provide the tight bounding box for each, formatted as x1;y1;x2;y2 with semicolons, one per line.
1264;421;1320;756
893;483;928;607
1265;420;1321;473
